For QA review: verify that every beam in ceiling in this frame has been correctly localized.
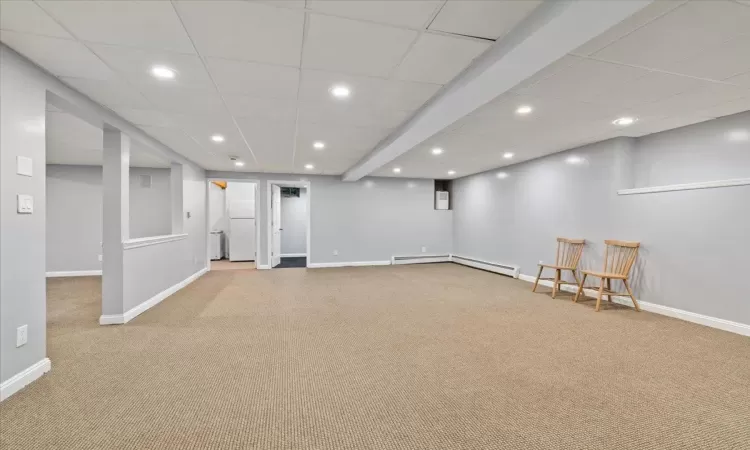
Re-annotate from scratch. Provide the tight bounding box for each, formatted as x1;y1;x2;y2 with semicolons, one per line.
342;0;653;181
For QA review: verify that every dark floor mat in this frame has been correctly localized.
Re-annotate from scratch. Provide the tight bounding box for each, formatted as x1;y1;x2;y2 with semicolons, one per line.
276;257;306;268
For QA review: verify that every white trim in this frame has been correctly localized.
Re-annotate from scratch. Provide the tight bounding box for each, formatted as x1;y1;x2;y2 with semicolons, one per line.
266;180;311;269
99;268;207;325
519;274;750;337
617;178;750;195
308;260;391;269
0;358;51;401
256;264;271;270
123;233;187;250
392;254;451;265
281;253;307;257
452;255;520;278
46;270;101;278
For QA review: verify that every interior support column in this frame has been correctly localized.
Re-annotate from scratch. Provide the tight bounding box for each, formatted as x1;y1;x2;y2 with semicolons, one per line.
101;126;129;320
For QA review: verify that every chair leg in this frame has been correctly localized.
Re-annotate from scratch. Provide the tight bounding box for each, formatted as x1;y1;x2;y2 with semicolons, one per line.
574;274;587;303
532;266;543;292
552;269;560;298
606;278;612;302
571;270;581;288
623;279;640;312
595;278;605;312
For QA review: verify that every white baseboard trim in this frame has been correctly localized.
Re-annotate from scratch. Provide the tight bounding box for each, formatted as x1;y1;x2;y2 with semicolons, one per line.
451;255;520;278
281;253;307;257
392;254;451;265
257;264;271;270
99;267;208;325
308;260;391;269
46;270;102;278
0;358;51;402
519;274;750;337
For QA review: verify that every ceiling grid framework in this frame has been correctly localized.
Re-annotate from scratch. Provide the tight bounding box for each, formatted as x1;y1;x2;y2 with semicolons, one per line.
1;0;749;178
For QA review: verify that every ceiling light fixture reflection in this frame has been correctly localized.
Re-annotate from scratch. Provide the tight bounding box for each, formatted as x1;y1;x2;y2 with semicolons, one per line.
313;141;326;150
503;152;514;159
393;167;401;174
612;116;637;126
496;172;508;179
330;84;351;99
151;65;176;80
211;134;225;143
516;105;533;115
234;161;245;167
304;163;314;170
447;170;456;176
431;147;444;155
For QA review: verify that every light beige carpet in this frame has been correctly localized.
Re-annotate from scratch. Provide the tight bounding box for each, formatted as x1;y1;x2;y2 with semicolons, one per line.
1;264;748;449
210;259;256;271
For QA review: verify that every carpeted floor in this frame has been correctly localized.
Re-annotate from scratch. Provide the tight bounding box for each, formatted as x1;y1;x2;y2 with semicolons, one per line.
1;264;748;449
210;259;256;271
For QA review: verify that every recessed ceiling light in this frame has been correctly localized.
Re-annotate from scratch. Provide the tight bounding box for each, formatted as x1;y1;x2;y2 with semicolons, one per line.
612;116;637;126
211;134;225;143
234;161;245;167
313;141;325;150
431;147;444;155
516;105;533;115
304;163;314;170
393;167;401;173
496;172;508;179
330;84;351;99
566;155;584;165
447;170;456;176
150;65;175;80
503;152;514;159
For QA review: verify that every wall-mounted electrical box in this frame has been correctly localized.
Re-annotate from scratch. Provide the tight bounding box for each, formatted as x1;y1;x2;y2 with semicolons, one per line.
434;180;452;210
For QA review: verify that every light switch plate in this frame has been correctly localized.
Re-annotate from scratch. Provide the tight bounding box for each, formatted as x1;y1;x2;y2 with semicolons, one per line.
17;325;28;347
17;194;33;214
17;156;33;177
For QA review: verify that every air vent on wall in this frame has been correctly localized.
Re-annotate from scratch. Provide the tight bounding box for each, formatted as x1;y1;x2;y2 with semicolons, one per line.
139;175;152;188
281;187;300;197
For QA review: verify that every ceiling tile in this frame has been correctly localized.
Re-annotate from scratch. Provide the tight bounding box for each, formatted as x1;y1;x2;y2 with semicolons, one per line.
593;0;750;69
89;44;214;89
111;108;177;128
297;102;407;129
295;121;389;159
657;35;750;81
236;118;296;168
692;96;750;118
726;70;750;88
223;95;298;122
298;69;389;105
308;0;441;28
61;77;151;109
174;1;304;66
377;79;443;112
635;81;750;118
588;71;704;109
1;31;114;80
206;57;299;98
428;0;542;40
394;33;489;84
303;13;417;77
0;0;73;38
38;0;194;53
139;86;224;115
139;125;233;169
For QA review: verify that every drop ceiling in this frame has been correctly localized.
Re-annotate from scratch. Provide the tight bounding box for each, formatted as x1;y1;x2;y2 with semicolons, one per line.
2;1;750;180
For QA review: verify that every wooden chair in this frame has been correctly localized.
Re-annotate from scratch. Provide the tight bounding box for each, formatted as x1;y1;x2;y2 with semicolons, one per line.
574;240;640;312
532;238;585;298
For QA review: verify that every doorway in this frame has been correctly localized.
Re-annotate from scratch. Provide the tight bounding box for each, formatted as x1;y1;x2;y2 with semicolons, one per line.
267;181;311;269
207;179;260;271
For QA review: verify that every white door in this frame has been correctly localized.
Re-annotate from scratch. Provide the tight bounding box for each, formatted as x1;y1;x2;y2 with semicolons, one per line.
229;219;255;261
271;184;282;268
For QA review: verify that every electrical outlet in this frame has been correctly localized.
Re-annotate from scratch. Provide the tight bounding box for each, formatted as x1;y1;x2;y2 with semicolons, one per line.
333;249;338;256
98;254;103;262
421;246;427;253
16;325;28;348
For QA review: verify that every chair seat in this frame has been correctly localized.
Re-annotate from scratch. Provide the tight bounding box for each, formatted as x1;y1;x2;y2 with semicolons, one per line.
580;270;627;279
538;263;576;270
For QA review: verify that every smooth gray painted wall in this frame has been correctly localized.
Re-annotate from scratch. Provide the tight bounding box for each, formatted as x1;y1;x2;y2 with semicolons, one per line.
453;112;750;325
281;188;307;255
46;165;171;272
206;173;453;266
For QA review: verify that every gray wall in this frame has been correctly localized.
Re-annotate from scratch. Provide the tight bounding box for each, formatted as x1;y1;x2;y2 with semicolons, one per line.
46;165;171;273
281;188;307;255
206;173;453;266
452;112;750;325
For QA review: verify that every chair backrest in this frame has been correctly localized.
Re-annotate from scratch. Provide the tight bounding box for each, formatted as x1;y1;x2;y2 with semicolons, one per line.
602;240;640;277
555;237;585;269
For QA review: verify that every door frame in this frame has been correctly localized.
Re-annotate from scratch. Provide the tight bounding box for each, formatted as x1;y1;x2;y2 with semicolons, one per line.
266;180;311;269
205;178;261;271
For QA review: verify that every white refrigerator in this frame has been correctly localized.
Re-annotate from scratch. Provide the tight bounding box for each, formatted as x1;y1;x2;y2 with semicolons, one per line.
228;197;256;262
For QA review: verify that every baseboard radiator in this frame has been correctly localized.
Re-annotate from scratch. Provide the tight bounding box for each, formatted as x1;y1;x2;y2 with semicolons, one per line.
392;255;452;265
451;255;520;278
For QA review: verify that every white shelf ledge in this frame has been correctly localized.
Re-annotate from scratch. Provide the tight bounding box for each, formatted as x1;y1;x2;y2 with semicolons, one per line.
618;178;750;196
123;233;188;250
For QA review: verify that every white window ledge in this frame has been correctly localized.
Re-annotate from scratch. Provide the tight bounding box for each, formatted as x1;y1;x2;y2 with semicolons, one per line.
123;233;188;250
618;178;750;196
